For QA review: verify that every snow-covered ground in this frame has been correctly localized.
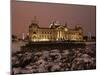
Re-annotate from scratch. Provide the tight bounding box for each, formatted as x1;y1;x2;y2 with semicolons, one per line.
12;42;96;75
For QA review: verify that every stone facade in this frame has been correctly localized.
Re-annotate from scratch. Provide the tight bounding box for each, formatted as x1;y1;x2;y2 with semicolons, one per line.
29;18;83;42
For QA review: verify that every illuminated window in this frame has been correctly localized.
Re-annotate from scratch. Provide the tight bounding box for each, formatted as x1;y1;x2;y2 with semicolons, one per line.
64;28;68;32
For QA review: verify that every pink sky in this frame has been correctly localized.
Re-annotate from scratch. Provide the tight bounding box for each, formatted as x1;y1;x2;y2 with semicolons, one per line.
11;1;96;38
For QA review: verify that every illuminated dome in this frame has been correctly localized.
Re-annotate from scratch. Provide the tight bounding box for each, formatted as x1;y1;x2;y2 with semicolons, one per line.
49;21;61;28
75;24;83;30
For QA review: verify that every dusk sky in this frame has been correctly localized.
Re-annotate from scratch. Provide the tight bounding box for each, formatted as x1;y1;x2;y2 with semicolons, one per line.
12;1;96;38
